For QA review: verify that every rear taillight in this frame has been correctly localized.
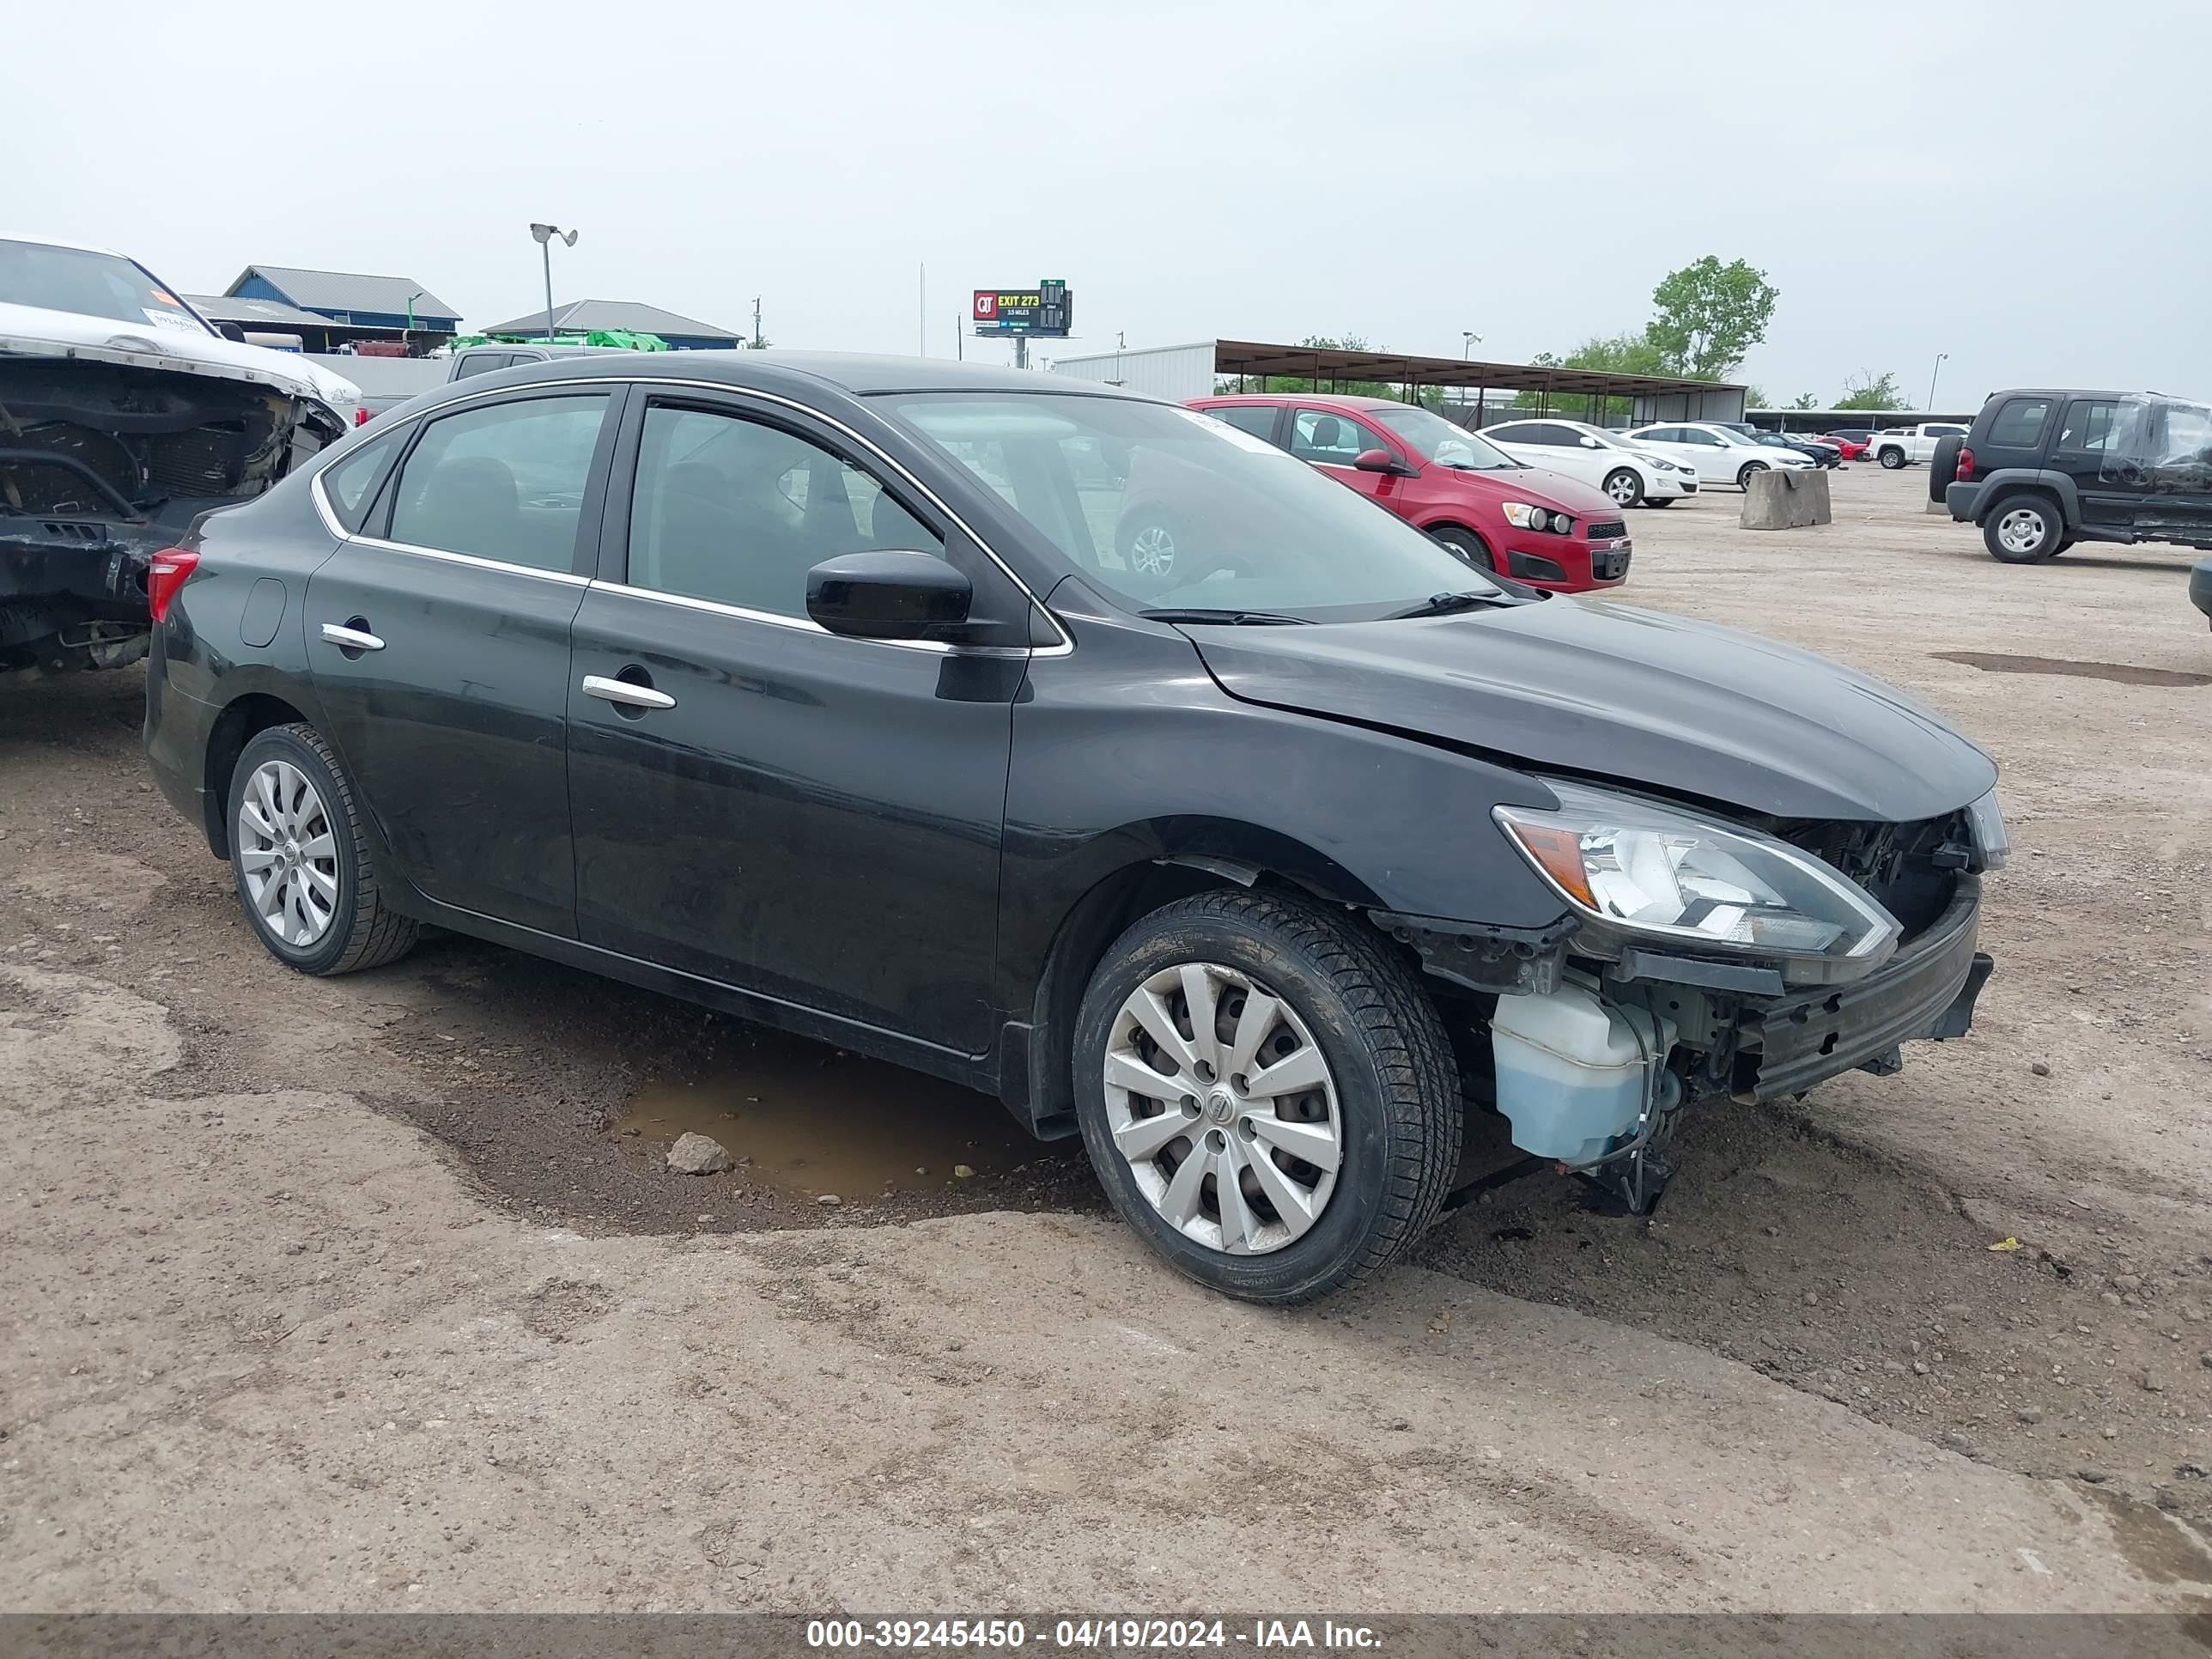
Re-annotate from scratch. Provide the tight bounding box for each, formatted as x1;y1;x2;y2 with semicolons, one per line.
147;548;199;623
354;407;372;426
1954;444;1975;480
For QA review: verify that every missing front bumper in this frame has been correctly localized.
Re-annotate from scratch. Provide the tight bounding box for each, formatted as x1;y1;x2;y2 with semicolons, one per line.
1735;881;1990;1100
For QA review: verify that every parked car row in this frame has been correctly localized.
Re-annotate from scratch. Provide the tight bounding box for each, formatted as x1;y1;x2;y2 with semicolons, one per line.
141;349;2007;1303
1188;396;1634;593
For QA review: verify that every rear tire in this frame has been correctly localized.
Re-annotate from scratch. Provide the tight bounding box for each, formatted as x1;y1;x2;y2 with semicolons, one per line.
1735;460;1769;490
1983;495;2063;564
1877;446;1907;470
227;723;419;976
1601;468;1644;507
1430;526;1495;572
1071;889;1461;1304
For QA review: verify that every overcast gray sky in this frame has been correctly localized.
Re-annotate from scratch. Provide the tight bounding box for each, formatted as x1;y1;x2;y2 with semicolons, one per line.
16;2;2207;408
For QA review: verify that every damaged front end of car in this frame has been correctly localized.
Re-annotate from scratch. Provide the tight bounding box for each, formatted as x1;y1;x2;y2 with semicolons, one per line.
1391;783;2004;1214
1;356;344;673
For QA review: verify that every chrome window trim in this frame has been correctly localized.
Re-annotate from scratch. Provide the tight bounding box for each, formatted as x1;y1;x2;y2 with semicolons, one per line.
585;580;1035;659
309;373;1073;654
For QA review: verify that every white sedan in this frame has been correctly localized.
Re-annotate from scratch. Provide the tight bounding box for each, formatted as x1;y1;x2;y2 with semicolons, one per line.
1624;422;1815;490
1477;417;1698;507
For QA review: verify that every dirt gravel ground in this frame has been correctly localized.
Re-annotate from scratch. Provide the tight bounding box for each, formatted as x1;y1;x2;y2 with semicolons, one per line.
3;464;2209;1613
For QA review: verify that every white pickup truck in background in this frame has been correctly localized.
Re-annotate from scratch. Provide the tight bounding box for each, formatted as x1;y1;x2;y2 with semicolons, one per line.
1868;422;1971;470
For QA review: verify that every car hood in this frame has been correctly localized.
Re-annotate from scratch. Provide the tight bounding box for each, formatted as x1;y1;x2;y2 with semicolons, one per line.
0;300;361;417
1186;596;1997;823
1461;465;1619;515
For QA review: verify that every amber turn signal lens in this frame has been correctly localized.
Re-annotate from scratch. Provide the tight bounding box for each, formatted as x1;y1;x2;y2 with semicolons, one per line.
1507;822;1595;908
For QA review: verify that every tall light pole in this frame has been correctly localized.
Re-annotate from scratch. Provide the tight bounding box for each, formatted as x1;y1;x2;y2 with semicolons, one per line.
529;223;578;343
1462;330;1482;359
1927;351;1949;410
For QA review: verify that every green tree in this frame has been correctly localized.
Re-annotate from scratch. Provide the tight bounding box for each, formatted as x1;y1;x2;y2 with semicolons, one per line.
1644;256;1779;381
1834;369;1909;411
1788;392;1820;410
1511;332;1668;416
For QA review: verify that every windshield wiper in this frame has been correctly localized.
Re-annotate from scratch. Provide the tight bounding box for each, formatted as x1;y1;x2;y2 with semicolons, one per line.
1389;590;1510;619
1139;607;1314;626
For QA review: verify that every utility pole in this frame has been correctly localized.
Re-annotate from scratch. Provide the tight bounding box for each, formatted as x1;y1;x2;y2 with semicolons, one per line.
918;264;927;356
1927;351;1949;410
1013;335;1028;371
751;296;763;350
955;314;963;362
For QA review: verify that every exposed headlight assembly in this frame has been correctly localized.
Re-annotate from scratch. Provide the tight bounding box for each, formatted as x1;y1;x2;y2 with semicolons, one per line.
1966;787;2008;870
1495;781;1903;984
1638;453;1677;470
1501;501;1572;534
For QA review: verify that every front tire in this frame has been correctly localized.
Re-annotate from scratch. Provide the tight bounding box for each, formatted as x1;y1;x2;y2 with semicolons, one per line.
1072;890;1461;1304
1601;468;1644;507
1984;495;2063;563
228;723;419;975
1430;526;1495;572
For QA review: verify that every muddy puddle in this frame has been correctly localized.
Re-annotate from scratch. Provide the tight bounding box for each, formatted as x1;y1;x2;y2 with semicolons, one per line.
612;1026;1045;1200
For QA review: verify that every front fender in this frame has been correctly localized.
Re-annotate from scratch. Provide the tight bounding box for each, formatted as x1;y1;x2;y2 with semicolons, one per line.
1000;604;1571;1006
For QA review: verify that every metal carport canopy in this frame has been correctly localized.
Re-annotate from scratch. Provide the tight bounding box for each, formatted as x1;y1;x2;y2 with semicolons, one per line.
1210;338;1741;402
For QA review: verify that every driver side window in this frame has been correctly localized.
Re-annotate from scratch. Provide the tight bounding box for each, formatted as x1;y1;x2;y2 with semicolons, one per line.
1290;410;1386;466
625;403;940;618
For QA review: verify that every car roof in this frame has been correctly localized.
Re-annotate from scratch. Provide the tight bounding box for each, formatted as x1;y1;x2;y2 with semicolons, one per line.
497;349;1146;400
460;342;612;356
1983;387;2131;402
1195;392;1402;412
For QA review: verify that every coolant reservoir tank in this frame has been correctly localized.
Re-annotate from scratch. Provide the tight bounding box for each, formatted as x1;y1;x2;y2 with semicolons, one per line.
1489;981;1664;1164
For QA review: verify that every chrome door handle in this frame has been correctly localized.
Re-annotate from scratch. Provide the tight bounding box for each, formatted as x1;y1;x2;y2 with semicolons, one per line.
320;622;385;651
581;674;676;711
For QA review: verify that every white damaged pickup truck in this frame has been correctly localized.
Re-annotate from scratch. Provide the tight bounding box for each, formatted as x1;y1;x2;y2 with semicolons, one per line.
1;235;361;673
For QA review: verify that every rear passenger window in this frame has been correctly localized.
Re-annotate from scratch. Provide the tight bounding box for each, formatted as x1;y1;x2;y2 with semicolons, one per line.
1986;399;2051;447
625;404;941;619
2060;401;2119;453
1208;406;1280;445
319;431;399;532
386;393;610;571
452;352;511;379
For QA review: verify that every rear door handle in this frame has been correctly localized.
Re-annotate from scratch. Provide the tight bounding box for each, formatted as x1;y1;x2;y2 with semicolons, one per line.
319;622;385;651
581;673;676;711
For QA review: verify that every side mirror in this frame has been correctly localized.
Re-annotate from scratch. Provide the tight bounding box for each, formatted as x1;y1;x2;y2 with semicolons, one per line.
1352;447;1403;474
806;550;973;641
1579;435;1601;448
216;322;248;343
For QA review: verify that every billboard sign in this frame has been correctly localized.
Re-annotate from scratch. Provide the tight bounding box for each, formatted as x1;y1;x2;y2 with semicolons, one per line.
972;279;1071;337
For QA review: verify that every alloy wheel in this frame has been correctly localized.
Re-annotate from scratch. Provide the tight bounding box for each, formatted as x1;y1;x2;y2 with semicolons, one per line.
1605;471;1639;505
1128;524;1176;579
236;759;339;947
1996;507;2047;555
1102;962;1341;1256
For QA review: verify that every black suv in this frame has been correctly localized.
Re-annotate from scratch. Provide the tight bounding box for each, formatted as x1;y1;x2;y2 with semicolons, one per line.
1939;388;2212;563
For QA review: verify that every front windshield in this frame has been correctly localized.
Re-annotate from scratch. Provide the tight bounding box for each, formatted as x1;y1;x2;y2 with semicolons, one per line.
0;240;211;336
885;392;1504;618
1370;406;1521;471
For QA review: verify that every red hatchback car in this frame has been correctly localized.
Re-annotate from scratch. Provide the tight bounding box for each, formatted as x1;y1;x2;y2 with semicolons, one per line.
1188;394;1631;592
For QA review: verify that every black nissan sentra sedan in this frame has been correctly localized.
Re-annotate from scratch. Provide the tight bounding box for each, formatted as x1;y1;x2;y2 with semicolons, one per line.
143;354;2004;1303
